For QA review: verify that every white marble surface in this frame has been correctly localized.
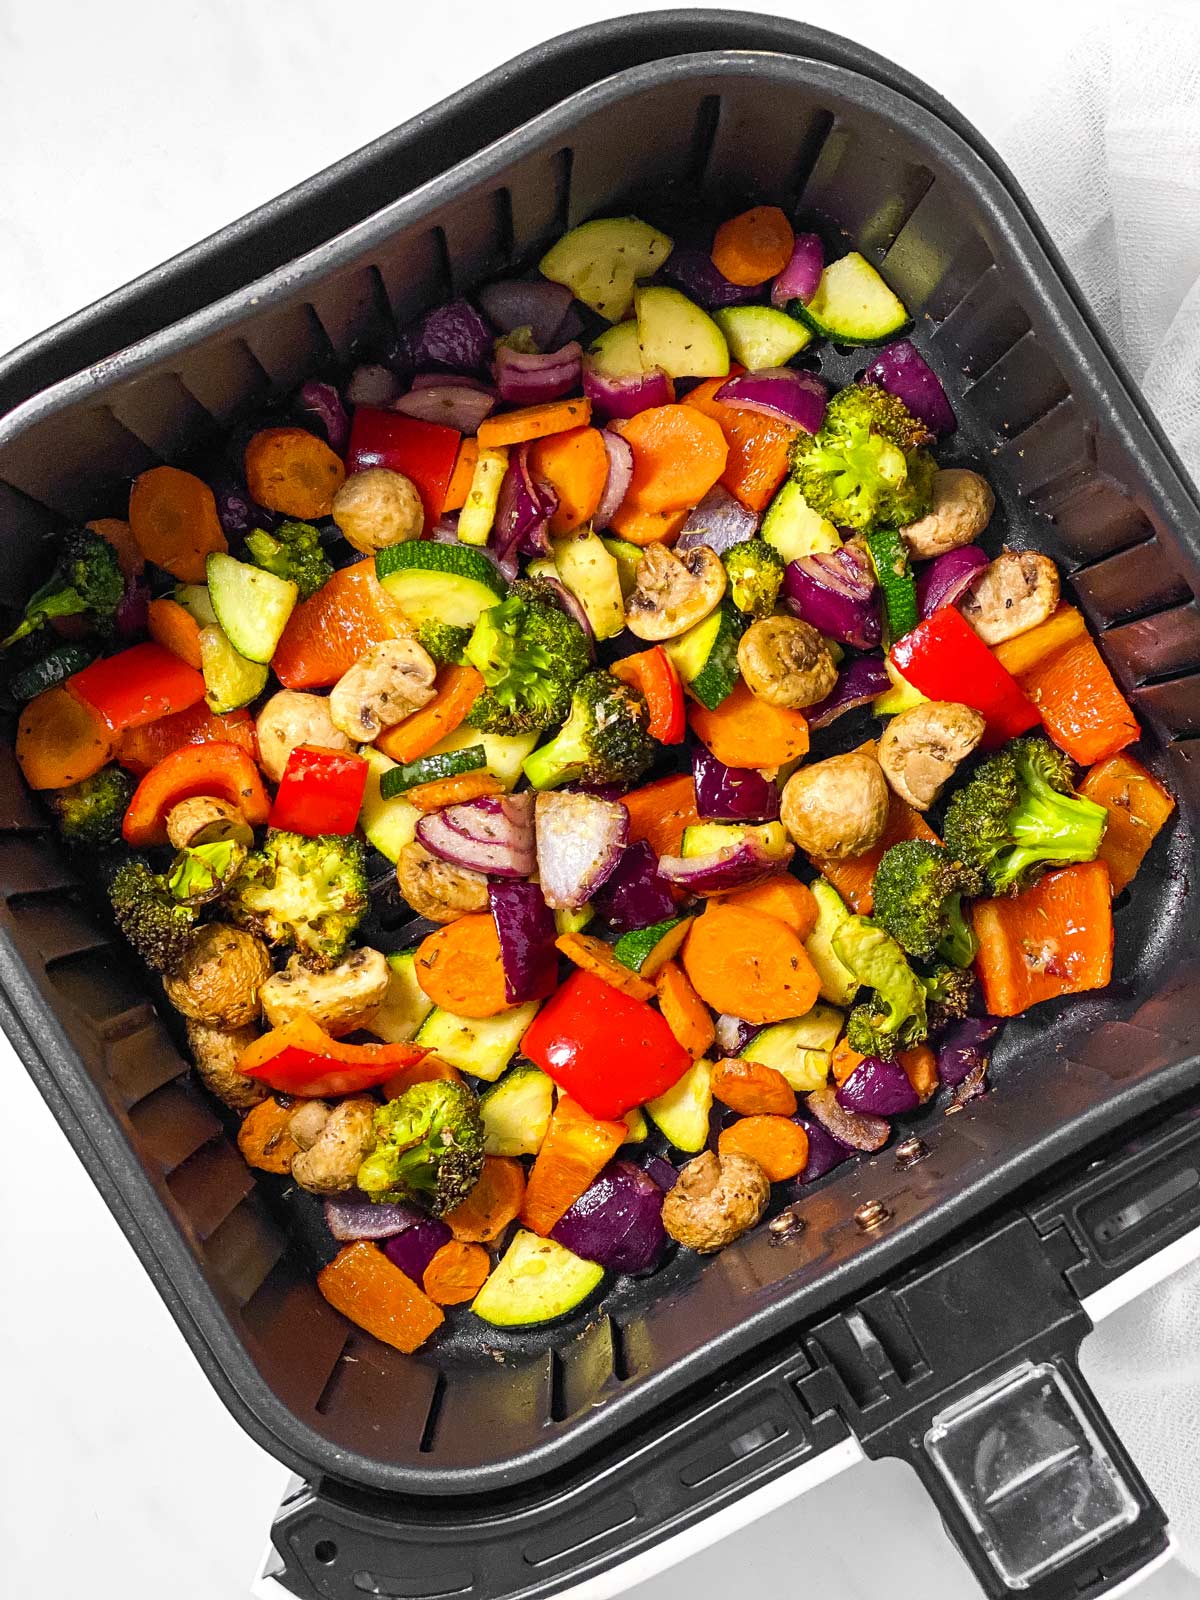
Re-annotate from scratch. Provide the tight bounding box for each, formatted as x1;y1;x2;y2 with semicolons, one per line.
2;3;1199;1597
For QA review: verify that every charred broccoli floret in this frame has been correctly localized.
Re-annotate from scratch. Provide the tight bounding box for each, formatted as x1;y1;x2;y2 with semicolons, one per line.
229;829;368;970
108;857;197;975
47;764;134;848
465;592;591;735
789;384;936;533
3;529;124;649
871;839;983;966
357;1080;485;1215
833;913;929;1059
417;620;473;666
943;734;1107;896
244;520;332;599
167;840;248;907
723;538;784;619
521;669;654;791
922;961;977;1035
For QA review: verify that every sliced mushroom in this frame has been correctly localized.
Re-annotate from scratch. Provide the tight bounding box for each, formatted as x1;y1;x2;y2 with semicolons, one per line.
260;946;390;1036
329;638;437;743
900;468;995;559
780;751;890;859
163;923;271;1028
396;839;489;923
878;701;987;811
332;468;424;554
737;616;838;709
256;690;352;784
958;551;1060;645
290;1097;378;1194
166;796;253;851
625;543;727;641
661;1150;770;1252
185;1019;267;1109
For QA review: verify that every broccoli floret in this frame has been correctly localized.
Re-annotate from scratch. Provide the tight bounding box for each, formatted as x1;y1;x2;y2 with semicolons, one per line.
47;764;134;848
357;1080;485;1215
833;913;929;1058
464;593;591;735
418;621;473;666
789;384;937;534
943;734;1107;896
723;539;784;619
229;829;368;970
872;839;982;966
108;857;197;975
167;839;247;907
3;529;124;649
521;669;655;791
244;521;332;600
922;961;977;1036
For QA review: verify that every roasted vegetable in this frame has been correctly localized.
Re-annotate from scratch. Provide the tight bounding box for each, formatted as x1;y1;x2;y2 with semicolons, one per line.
2;529;124;648
108;856;197;975
46;763;134;847
722;538;785;619
832;913;928;1059
788;384;935;534
230;828;369;970
464;591;591;734
356;1080;485;1216
244;520;333;600
522;670;654;791
871;839;982;966
417;620;473;666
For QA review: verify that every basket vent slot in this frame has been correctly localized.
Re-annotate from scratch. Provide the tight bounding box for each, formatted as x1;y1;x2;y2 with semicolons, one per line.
107;369;219;459
128;1079;221;1173
419;1372;447;1453
959;328;1071;439
201;1196;287;1307
1104;602;1200;685
1070;539;1191;630
931;262;1031;377
167;1136;257;1241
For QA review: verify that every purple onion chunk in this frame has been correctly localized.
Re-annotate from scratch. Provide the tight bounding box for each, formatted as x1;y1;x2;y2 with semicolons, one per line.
551;1160;667;1274
116;578;150;639
591;839;677;932
771;233;825;308
659;832;793;895
212;476;258;540
803;656;891;729
715;1014;759;1056
325;1195;425;1242
836;1055;920;1117
490;445;554;578
715;369;827;434
346;364;403;408
675;484;760;555
693;744;781;823
535;790;629;911
862;340;956;437
643;1155;680;1192
792;1114;853;1182
494;342;582;405
660;245;759;310
296;380;350;454
392;384;496;432
805;1086;889;1152
416;793;535;878
489;879;558;1004
583;360;674;422
406;299;493;374
936;1016;1002;1088
785;546;882;650
384;1218;453;1281
478;279;574;348
593;431;635;529
916;546;990;619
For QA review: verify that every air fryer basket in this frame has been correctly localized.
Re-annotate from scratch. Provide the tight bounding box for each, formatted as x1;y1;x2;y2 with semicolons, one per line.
2;10;1200;1553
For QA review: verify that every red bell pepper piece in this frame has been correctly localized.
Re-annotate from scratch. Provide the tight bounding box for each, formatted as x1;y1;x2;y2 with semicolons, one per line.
238;1016;429;1098
122;741;271;846
521;968;692;1120
116;703;259;776
268;745;369;836
67;641;205;735
611;647;686;743
345;406;461;529
888;606;1039;748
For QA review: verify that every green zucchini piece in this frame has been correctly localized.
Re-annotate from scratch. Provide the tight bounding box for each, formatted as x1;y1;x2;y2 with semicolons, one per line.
664;601;742;710
646;1060;713;1153
423;724;539;791
206;552;298;664
760;480;842;565
539;217;673;323
552;531;625;641
554;904;595;936
599;535;645;598
635;286;729;379
622;1107;650;1144
614;915;690;977
456;445;509;547
198;625;269;714
379;744;487;799
713;305;812;368
874;657;928;717
479;1062;555;1157
588;320;643;377
741;1004;844;1091
803;878;860;1007
9;642;94;703
359;746;421;863
375;541;507;629
864;527;917;647
680;821;790;860
415;1001;540;1083
173;584;219;628
473;1230;604;1326
795;253;912;346
371;950;436;1043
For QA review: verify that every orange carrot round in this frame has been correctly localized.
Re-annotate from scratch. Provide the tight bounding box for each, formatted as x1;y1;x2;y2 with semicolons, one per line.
414;914;511;1017
237;1097;301;1174
683;902;820;1024
16;687;113;790
711;206;795;287
711;1057;797;1116
477;398;592;449
444;1155;526;1243
245;426;346;519
128;465;228;583
555;931;656;1001
528;426;611;534
375;664;485;766
899;1045;938;1103
831;1037;866;1087
623;772;700;858
718;875;817;938
605;503;690;547
147;596;203;668
688;679;809;769
612;405;728;513
655;959;715;1059
422;1239;491;1305
719;1115;808;1181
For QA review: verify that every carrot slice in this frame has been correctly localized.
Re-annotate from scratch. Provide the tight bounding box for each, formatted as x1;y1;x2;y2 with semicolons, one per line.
899;1045;939;1103
683;902;820;1024
623;772;700;858
718;875;817;938
147;596;203;669
711;206;795;287
605;503;690;547
556;932;655;1002
993;604;1088;678
379;1055;464;1100
15;687;113;790
528;426;610;535
403;770;503;812
443;437;480;514
422;1239;491;1305
128;465;228;584
86;516;144;579
375;664;484;764
414;914;511;1017
719;1114;808;1181
272;559;411;690
655;959;716;1059
317;1241;444;1353
688;679;809;769
811;742;940;913
831;1038;866;1086
443;1156;526;1243
237;1097;301;1174
683;375;797;513
1079;753;1176;894
244;426;346;519
610;405;729;513
520;1096;626;1235
972;860;1114;1017
1013;633;1140;767
116;703;258;776
711;1057;797;1115
477;398;592;449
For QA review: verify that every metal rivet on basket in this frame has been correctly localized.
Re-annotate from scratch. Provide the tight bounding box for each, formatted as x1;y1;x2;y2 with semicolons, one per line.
854;1199;891;1232
768;1206;806;1243
894;1136;929;1171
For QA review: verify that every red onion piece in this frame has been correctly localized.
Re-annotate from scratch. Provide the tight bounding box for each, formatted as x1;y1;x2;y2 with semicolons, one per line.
661;245;759;310
692;744;780;823
416;793;535;878
803;656;891;729
593;432;635;529
784;547;882;650
916;545;990;618
490;446;552;577
409;372;495;394
805;1086;889;1152
551;1159;667;1274
590;839;677;931
534;791;629;911
384;1218;452;1280
346;364;402;407
716;368;827;433
116;578;150;639
675;485;760;554
212;477;258;539
393;384;496;432
489;880;558;1004
715;1014;759;1055
643;1154;680;1191
937;1016;1002;1087
792;1114;852;1182
862;340;956;436
405;299;493;374
771;233;825;308
582;359;674;421
836;1055;920;1117
478;279;575;349
296;380;351;454
658;833;793;895
324;1195;425;1241
494;342;582;405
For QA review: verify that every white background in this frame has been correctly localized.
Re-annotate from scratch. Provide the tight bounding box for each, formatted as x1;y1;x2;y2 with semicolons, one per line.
2;3;1199;1598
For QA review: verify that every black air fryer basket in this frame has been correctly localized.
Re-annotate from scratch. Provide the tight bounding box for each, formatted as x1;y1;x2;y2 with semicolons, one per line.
3;15;1200;1600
